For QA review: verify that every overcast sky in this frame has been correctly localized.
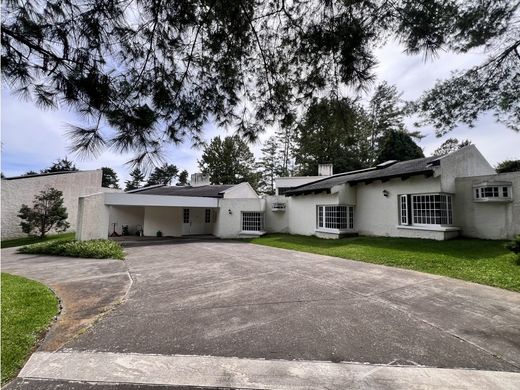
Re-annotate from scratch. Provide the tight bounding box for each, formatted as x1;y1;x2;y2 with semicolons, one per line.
2;40;519;184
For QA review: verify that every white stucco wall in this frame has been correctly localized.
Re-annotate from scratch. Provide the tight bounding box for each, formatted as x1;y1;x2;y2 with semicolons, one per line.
454;172;520;239
215;198;265;238
76;192;110;241
109;206;145;236
439;145;495;193
354;175;445;239
222;182;259;199
2;170;103;239
286;192;340;236
264;196;290;233
143;207;183;237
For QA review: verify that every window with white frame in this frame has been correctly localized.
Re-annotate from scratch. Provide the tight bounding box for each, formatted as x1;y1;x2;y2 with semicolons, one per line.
474;184;512;201
241;212;264;232
205;208;211;223
316;205;355;231
400;195;409;225
410;194;453;225
183;208;190;223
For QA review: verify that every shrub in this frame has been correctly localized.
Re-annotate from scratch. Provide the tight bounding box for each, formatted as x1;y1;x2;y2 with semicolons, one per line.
19;239;124;260
505;235;520;265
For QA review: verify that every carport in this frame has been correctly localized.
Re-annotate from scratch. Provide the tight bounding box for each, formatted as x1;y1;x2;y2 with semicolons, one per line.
105;191;220;237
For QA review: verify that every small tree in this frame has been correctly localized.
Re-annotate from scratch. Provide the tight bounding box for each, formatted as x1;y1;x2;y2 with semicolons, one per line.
124;168;145;191
101;167;120;189
146;163;179;186
177;170;189;186
41;157;78;173
18;188;70;238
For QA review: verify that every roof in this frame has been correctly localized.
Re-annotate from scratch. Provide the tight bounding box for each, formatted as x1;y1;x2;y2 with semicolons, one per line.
128;184;235;198
285;156;441;196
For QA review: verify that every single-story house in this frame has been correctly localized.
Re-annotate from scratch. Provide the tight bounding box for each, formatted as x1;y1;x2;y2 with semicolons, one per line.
76;145;519;241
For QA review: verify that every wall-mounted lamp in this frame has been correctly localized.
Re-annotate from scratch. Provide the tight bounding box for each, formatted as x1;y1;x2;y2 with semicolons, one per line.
382;190;389;197
228;209;232;215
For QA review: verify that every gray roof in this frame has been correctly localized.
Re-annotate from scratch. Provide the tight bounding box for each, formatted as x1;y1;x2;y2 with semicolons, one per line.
285;156;441;196
129;184;235;198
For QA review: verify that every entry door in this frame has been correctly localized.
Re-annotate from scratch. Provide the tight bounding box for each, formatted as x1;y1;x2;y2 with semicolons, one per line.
181;208;205;235
189;208;205;235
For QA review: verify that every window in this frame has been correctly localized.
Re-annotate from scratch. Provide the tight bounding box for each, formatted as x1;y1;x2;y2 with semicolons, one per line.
473;184;512;201
316;205;355;231
411;194;452;225
242;212;263;232
205;209;211;223
400;195;409;225
183;208;190;223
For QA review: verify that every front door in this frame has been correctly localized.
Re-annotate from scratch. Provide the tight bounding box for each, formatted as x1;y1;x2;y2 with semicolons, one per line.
182;208;205;235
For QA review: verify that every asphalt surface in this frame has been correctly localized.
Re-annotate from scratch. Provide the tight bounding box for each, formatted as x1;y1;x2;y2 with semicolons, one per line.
3;240;520;389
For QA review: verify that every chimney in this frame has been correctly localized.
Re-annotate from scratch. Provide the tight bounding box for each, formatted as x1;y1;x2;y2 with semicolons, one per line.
191;173;211;187
318;164;333;176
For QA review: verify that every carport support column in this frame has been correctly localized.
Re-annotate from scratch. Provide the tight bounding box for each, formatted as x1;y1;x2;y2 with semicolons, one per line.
76;193;110;241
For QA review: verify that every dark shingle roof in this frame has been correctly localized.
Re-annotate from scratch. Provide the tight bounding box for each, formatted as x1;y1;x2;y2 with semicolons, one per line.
285;156;441;196
129;184;235;198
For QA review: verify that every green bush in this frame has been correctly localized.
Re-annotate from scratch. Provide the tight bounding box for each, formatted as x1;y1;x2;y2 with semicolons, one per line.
505;235;520;265
18;239;125;260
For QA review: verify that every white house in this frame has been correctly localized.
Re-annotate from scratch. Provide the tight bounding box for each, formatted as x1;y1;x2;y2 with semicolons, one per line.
75;145;519;241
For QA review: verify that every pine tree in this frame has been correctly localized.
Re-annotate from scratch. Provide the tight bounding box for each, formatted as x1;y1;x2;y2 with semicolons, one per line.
101;167;120;189
146;164;178;186
124;168;145;191
257;137;283;195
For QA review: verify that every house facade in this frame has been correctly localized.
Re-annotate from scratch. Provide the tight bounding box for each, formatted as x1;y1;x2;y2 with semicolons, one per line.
75;146;519;241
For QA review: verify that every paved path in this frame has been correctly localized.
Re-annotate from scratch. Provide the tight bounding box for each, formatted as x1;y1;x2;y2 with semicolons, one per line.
3;241;520;388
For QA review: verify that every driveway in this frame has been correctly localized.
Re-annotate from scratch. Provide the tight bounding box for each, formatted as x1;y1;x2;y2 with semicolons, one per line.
4;241;520;389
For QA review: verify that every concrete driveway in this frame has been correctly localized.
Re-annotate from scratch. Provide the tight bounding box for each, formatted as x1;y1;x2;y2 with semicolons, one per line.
4;240;520;389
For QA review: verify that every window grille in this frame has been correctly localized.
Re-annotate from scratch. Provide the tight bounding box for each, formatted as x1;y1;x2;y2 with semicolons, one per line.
241;212;263;232
183;208;190;223
205;209;211;223
400;195;409;225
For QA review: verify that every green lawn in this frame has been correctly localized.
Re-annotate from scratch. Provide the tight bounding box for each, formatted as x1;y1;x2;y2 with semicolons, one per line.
1;273;59;385
1;232;75;249
250;234;520;292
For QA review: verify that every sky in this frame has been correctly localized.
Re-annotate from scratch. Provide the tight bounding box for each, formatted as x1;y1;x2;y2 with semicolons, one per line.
1;40;519;185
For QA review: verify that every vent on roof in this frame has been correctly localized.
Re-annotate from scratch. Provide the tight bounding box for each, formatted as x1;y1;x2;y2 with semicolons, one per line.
376;160;398;169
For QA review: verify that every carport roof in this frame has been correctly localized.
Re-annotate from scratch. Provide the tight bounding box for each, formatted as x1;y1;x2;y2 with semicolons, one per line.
128;184;235;198
285;156;441;196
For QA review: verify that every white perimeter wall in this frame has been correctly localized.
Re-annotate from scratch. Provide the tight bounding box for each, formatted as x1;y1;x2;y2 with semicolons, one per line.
455;172;520;239
2;170;103;239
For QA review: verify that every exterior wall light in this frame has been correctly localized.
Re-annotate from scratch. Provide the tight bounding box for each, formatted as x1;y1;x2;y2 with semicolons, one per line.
383;190;389;197
228;209;232;214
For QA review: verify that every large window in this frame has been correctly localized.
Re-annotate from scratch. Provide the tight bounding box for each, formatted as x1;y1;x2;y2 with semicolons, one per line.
316;205;354;231
400;194;453;225
242;212;264;232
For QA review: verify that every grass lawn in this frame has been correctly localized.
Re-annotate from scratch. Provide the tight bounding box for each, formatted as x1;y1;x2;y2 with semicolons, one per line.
1;273;59;385
1;232;75;249
250;234;520;292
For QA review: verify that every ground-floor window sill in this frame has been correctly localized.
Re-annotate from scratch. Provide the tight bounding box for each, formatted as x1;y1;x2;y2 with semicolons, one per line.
239;230;266;236
397;225;461;232
315;229;355;234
